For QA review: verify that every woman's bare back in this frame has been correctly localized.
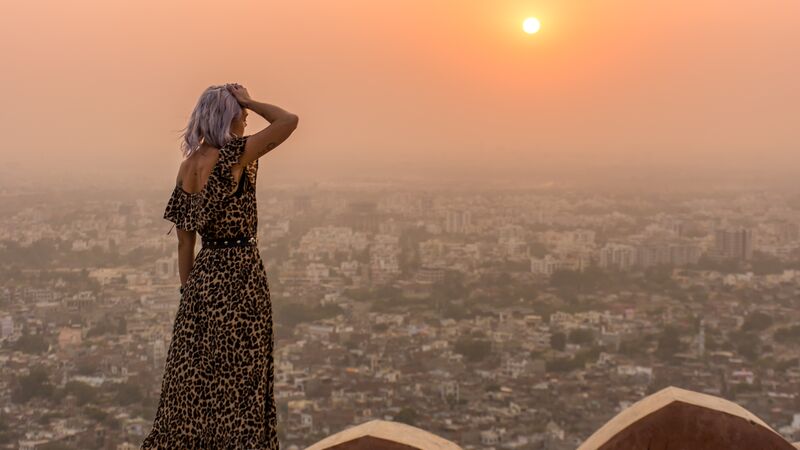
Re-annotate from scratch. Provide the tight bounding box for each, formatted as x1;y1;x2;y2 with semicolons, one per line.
177;144;244;194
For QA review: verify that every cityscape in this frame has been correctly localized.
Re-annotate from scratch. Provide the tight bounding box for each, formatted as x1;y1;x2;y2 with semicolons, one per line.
2;179;799;448
2;0;798;447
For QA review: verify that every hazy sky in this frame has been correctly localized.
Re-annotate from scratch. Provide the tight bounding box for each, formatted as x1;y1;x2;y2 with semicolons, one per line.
1;0;798;186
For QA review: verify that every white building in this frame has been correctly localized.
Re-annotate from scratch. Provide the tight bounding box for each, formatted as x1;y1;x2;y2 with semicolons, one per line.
445;209;471;234
530;254;565;275
599;243;637;270
0;314;14;340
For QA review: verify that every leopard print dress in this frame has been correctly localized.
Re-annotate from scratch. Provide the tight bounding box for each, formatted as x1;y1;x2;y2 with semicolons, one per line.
141;135;279;449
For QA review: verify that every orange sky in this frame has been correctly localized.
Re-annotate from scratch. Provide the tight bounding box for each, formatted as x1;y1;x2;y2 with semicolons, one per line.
1;0;798;186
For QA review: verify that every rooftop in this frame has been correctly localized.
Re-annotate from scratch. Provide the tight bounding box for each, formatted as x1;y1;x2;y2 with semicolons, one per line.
304;386;800;450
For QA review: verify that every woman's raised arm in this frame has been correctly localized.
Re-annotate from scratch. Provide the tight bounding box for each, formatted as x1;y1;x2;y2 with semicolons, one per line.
227;85;299;167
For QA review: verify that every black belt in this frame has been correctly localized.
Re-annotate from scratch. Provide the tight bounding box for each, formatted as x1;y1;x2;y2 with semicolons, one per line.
201;235;257;249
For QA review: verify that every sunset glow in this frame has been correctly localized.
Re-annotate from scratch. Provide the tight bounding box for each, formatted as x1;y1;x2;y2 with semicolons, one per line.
1;2;799;444
0;0;797;182
523;17;541;34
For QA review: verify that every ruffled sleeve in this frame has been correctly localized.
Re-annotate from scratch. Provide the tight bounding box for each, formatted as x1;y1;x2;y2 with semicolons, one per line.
202;135;251;204
163;135;251;232
163;185;205;231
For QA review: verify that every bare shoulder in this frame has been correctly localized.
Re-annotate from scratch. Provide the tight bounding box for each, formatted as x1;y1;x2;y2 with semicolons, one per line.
176;146;224;192
175;160;187;186
175;156;198;189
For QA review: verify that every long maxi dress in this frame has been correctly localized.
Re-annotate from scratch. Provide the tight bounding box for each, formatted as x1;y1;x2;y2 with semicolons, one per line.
141;135;279;449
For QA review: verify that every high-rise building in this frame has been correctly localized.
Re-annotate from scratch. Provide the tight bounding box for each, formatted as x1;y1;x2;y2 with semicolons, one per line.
530;254;565;275
636;243;672;268
669;243;702;266
696;320;706;357
445;209;471;234
344;201;380;234
599;243;637;270
713;227;753;260
0;314;14;340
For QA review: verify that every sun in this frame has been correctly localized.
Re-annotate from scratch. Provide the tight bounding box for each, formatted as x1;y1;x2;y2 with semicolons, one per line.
523;17;541;34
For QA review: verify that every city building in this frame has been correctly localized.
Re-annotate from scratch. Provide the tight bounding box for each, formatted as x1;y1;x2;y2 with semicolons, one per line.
713;227;754;260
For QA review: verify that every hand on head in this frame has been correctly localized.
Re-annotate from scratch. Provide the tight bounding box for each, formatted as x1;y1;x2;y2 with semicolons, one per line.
226;83;251;107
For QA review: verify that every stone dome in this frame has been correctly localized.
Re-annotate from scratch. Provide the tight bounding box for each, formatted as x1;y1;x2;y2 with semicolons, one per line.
578;386;796;450
304;419;462;450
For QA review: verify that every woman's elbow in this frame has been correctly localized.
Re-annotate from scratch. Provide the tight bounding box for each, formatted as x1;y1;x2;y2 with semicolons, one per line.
176;229;196;248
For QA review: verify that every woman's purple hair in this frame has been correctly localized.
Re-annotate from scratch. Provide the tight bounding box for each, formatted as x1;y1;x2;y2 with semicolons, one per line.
179;83;243;158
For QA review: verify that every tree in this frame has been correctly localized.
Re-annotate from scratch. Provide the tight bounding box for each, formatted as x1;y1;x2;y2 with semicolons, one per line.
275;302;343;328
692;291;709;303
550;331;567;351
13;330;48;354
741;311;773;333
63;381;98;406
431;270;468;300
568;328;594;345
84;405;120;428
0;412;11;445
374;284;403;302
730;331;761;362
547;356;579;372
619;336;651;358
528;242;547;258
113;382;143;406
643;265;678;291
454;336;491;363
11;365;54;404
774;325;800;344
86;320;115;338
750;251;790;275
75;357;100;376
395;407;418;426
442;301;471;320
655;326;683;360
547;347;599;373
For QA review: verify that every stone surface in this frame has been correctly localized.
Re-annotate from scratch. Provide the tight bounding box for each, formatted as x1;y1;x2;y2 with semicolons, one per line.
304;419;462;450
578;386;795;450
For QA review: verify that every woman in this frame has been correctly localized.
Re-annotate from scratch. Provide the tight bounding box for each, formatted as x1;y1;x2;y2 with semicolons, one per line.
141;83;299;449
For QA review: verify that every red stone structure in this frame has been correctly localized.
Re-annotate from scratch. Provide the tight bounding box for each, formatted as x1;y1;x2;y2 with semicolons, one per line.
578;386;796;450
305;387;797;450
304;419;462;450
